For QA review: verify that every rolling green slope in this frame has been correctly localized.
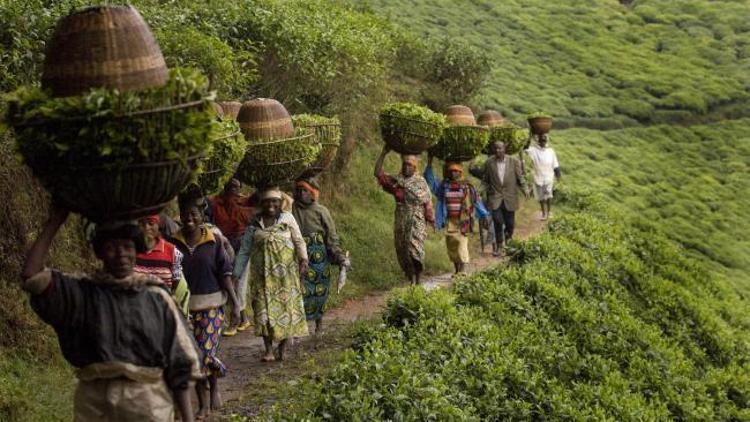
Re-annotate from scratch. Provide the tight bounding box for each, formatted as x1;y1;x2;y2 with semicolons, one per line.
363;0;750;127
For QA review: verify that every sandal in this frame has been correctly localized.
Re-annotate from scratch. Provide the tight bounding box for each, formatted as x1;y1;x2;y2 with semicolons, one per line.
237;320;252;332
223;326;238;337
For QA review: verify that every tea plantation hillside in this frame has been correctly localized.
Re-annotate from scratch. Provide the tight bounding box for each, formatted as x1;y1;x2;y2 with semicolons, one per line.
553;119;750;287
362;0;750;127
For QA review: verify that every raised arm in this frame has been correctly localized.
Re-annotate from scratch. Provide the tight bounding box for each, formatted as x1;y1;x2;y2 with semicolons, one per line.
22;205;69;280
423;155;440;195
373;145;390;178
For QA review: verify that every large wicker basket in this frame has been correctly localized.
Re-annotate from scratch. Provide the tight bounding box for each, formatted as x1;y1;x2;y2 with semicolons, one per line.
528;116;553;135
237;98;295;141
235;132;320;188
42;5;168;97
379;113;443;154
14;100;210;221
445;105;476;126
431;125;489;162
196;130;243;195
299;123;341;177
48;156;201;222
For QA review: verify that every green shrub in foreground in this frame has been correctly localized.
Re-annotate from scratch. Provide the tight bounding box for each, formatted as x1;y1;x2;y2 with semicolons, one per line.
271;189;750;421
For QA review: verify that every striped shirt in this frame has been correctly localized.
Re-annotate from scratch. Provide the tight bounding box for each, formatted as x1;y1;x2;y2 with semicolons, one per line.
135;238;183;288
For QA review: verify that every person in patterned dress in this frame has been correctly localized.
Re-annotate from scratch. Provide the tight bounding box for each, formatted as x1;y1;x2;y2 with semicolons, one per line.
233;187;309;362
424;158;490;274
374;146;435;285
292;177;351;334
170;193;241;419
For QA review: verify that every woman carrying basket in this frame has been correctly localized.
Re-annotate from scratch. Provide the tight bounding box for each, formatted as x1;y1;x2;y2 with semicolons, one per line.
374;146;435;285
233;187;309;362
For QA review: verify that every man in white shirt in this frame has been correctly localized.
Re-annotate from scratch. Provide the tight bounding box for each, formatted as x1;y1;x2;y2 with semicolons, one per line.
525;134;561;220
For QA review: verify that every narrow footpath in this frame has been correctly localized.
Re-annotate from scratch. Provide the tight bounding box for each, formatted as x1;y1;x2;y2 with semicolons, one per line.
214;201;547;419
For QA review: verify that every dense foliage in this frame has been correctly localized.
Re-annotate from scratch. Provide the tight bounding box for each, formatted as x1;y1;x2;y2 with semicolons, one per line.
197;119;245;195
363;0;750;127
268;189;750;420
5;68;215;169
554;119;750;283
379;102;446;153
430;125;489;162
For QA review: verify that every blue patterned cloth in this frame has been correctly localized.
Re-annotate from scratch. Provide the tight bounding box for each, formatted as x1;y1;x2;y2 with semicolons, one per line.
302;232;332;321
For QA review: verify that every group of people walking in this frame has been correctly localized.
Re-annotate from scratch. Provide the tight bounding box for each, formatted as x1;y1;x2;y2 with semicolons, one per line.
376;133;561;281
18;130;558;421
21;175;349;421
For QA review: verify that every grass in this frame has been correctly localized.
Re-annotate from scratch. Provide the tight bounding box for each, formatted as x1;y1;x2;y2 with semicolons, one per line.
0;355;74;422
362;0;750;126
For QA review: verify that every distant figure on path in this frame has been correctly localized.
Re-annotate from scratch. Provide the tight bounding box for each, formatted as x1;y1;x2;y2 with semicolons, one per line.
21;207;200;421
292;177;351;333
470;141;528;256
424;157;489;274
374;146;435;285
233;187;309;362
525;134;561;220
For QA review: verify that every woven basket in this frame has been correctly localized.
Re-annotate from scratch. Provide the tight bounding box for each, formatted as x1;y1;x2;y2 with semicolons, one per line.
528;116;553;135
431;125;489;162
15;100;208;165
48;155;201;222
237;98;294;141
303;123;341;172
42;5;168;97
236;132;320;187
218;101;242;120
379;113;443;154
197;130;243;195
445;105;476;126
477;110;504;127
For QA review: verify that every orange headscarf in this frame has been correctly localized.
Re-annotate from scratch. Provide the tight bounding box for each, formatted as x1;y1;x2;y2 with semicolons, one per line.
445;162;463;174
295;180;320;201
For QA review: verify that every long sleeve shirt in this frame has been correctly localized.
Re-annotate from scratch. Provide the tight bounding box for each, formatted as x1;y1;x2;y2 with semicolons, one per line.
424;166;490;232
232;212;308;280
292;202;346;264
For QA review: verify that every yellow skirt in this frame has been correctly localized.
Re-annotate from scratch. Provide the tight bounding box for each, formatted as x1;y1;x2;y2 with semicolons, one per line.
445;220;470;264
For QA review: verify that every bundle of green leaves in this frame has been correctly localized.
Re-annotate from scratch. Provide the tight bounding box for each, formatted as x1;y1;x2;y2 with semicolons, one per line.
236;127;321;187
292;113;342;169
430;125;489;162
379;102;446;154
196;118;244;195
527;111;552;119
488;124;529;155
4;68;215;171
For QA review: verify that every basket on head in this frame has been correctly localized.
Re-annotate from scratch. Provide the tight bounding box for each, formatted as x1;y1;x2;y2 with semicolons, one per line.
235;131;320;187
219;101;242;120
379;114;444;154
211;102;224;118
53;156;201;222
477;110;504;127
237;98;294;141
41;5;168;97
293;114;342;177
528;116;553;135
196;127;244;195
445;105;476;126
430;125;489;162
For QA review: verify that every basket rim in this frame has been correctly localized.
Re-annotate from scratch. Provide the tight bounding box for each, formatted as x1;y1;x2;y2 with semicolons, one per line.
242;155;311;166
444;125;489;132
295;122;342;128
245;132;314;148
63;153;204;172
211;129;242;142
380;112;444;128
14;99;207;128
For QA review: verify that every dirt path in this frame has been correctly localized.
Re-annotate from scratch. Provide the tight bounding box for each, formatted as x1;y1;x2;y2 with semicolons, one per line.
214;202;547;419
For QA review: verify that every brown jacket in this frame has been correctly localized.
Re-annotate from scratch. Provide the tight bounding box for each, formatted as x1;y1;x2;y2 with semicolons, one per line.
473;156;526;211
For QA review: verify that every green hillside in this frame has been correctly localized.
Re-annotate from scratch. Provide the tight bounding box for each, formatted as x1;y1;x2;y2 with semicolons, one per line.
362;0;750;127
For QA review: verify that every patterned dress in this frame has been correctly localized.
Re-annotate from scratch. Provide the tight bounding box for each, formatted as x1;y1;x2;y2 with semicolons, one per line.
378;171;434;276
292;202;346;321
233;212;309;341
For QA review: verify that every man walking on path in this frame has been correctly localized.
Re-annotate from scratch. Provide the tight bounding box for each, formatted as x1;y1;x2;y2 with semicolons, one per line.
525;134;561;220
470;141;527;256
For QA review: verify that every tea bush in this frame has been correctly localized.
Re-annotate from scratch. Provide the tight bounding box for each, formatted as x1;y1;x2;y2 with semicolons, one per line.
272;188;750;420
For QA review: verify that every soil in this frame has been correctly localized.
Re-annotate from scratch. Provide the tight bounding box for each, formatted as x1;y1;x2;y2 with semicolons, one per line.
210;201;548;420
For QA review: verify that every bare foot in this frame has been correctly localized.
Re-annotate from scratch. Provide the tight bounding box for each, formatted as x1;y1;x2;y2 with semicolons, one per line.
195;407;210;421
261;353;276;362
